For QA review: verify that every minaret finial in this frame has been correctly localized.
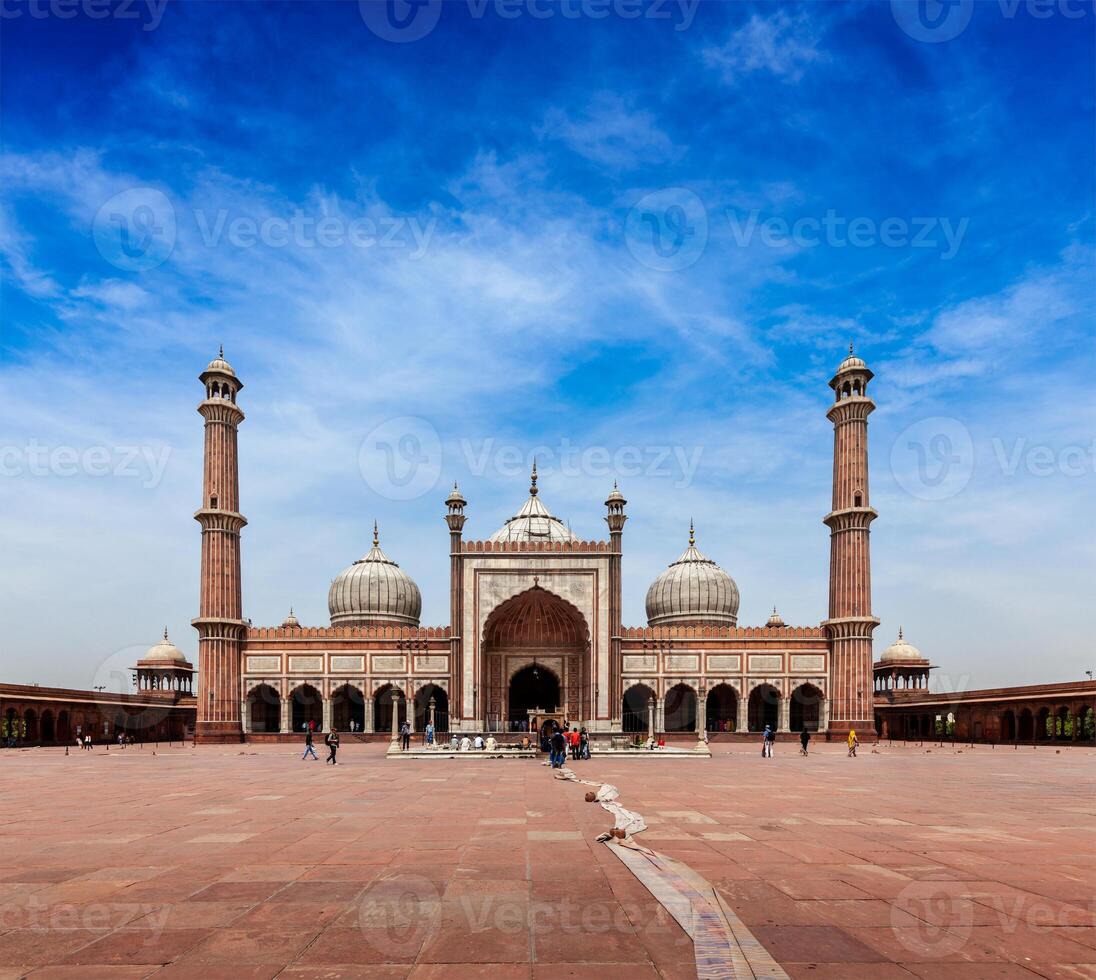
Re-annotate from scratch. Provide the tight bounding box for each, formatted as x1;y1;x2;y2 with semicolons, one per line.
530;459;538;496
849;340;854;355
373;520;379;547
689;518;695;546
219;343;224;358
898;626;903;640
163;626;169;641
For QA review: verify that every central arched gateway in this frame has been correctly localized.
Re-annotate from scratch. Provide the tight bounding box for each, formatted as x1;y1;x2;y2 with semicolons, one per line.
481;585;590;731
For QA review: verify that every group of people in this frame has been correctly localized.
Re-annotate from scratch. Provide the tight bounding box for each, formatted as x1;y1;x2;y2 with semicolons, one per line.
758;726;859;757
547;725;589;767
301;719;340;764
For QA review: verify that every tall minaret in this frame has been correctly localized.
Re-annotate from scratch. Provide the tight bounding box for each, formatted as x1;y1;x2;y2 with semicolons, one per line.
823;344;880;738
604;482;626;724
445;482;467;727
192;349;247;743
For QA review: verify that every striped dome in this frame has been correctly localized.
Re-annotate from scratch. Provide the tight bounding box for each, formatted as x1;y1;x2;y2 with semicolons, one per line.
645;523;739;628
328;524;421;628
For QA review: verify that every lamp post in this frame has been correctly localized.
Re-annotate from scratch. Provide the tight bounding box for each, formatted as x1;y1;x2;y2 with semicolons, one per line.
390;690;400;746
647;695;655;738
428;695;436;731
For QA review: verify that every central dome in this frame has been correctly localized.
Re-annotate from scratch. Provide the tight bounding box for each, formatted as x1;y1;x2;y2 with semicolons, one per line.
328;523;422;627
489;463;578;544
645;522;740;627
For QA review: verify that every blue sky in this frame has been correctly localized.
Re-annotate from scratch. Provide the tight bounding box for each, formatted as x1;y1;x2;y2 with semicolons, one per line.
1;0;1093;691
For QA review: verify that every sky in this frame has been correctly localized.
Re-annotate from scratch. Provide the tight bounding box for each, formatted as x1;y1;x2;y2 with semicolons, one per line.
0;0;1093;694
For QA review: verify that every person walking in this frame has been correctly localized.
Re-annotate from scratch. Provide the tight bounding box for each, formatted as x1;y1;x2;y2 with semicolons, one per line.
762;724;775;758
847;729;859;757
800;728;810;756
425;721;434;746
302;726;318;760
550;726;567;769
579;727;590;760
400;721;411;751
325;729;340;765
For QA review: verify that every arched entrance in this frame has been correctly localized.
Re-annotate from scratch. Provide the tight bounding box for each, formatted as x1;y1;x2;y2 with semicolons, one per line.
705;684;737;732
373;684;407;733
57;710;70;744
790;683;822;732
1001;709;1016;741
24;709;38;744
664;683;697;733
248;684;281;733
41;710;55;744
481;585;589;730
331;684;365;731
415;684;449;732
1036;707;1051;740
291;684;323;732
748;684;780;732
622;683;656;733
508;665;560;729
1018;708;1034;741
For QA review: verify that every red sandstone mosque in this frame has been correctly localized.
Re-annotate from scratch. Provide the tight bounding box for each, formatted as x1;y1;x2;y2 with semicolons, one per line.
2;346;1093;747
191;346;882;744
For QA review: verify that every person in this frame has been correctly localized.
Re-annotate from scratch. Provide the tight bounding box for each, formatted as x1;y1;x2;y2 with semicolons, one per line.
75;735;83;751
579;727;590;760
459;735;471;752
473;734;484;750
84;734;92;751
847;729;859;757
550;726;567;768
645;734;655;751
325;728;340;765
762;725;774;758
450;734;459;750
485;734;498;752
400;721;411;751
302;727;318;761
800;728;810;756
425;721;434;746
657;735;666;749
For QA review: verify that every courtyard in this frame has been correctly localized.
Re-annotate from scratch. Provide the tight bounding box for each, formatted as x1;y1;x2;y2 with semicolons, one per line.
0;741;1093;979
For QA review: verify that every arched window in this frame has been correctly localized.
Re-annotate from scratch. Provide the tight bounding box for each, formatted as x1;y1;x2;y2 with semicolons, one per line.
664;684;697;733
622;684;656;733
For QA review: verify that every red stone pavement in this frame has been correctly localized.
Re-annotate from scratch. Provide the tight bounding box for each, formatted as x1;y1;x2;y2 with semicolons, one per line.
0;740;1094;979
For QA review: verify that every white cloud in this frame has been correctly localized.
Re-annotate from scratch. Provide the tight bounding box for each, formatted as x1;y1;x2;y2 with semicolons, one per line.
703;11;826;85
539;92;680;170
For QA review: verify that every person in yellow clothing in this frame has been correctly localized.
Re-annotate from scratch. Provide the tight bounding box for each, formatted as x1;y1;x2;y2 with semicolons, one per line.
847;729;859;757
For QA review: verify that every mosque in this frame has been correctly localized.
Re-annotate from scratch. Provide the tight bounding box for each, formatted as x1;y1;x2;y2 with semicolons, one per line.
190;345;883;744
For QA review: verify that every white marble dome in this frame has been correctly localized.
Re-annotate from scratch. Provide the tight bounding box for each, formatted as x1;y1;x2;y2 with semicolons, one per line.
328;524;421;627
645;524;740;627
880;628;925;663
141;628;191;665
489;464;578;544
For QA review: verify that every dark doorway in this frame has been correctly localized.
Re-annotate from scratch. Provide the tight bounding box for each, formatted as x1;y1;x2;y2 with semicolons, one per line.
414;684;449;733
706;684;737;732
748;684;780;732
509;665;560;726
373;684;407;733
622;684;656;733
790;684;822;732
331;684;365;731
249;684;281;732
291;685;323;732
664;684;697;733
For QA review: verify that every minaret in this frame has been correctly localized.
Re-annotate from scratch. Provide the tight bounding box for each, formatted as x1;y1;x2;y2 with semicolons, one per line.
192;348;247;743
823;344;880;739
445;482;467;726
604;482;627;723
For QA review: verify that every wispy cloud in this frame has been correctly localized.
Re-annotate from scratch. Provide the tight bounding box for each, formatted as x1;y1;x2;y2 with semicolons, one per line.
539;92;680;170
702;11;827;84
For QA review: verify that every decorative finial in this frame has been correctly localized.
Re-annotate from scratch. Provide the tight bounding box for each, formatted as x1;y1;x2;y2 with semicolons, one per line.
898;626;903;640
773;605;778;615
289;606;294;616
373;520;379;547
219;344;224;358
849;340;854;355
533;574;539;587
689;518;695;547
530;459;538;496
163;626;169;641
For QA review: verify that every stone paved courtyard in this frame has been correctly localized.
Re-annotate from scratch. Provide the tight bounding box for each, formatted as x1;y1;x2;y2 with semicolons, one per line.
0;740;1094;979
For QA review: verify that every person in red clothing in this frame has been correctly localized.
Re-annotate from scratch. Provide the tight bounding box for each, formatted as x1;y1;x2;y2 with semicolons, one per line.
568;727;580;761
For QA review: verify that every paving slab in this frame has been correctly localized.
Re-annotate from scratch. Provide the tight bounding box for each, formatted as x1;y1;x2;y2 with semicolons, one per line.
0;740;1092;977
